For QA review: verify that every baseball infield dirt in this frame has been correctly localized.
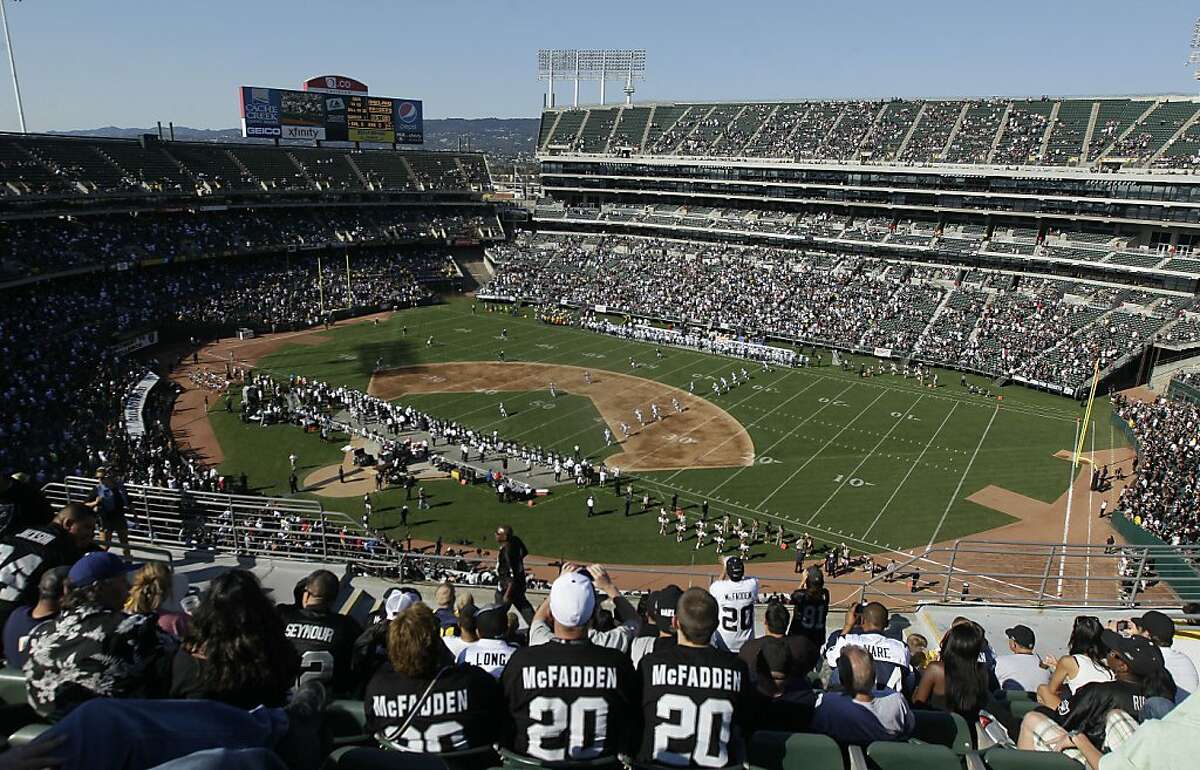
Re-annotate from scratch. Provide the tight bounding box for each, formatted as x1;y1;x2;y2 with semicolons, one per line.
368;362;754;472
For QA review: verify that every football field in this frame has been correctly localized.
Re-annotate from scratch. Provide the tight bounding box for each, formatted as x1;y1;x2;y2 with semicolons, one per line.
204;297;1126;565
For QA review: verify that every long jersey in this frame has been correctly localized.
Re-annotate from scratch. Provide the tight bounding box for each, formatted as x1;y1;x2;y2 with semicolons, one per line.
786;588;830;647
366;663;504;752
708;578;759;653
501;637;639;762
637;644;753;768
279;605;364;695
0;525;80;630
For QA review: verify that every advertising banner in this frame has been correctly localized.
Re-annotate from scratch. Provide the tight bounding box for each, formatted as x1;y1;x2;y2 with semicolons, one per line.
393;99;423;144
124;373;161;438
240;86;422;144
240;87;282;138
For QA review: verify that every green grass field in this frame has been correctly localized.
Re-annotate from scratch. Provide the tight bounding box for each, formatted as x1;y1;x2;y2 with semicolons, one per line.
206;297;1127;564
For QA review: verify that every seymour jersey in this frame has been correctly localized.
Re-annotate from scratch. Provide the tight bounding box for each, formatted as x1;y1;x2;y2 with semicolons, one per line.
0;526;84;629
366;663;504;752
707;578;759;653
638;645;754;768
279;605;363;695
502;638;640;761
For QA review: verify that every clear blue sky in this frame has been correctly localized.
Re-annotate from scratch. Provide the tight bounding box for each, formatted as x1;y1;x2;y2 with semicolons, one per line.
2;0;1199;131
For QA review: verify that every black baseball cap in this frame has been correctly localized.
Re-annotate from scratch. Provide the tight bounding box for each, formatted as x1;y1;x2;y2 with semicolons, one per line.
653;585;684;635
1133;611;1175;645
1005;625;1036;649
725;556;745;581
1101;629;1165;676
474;603;509;638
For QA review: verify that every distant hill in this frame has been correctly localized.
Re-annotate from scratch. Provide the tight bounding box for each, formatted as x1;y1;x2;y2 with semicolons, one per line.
48;117;540;163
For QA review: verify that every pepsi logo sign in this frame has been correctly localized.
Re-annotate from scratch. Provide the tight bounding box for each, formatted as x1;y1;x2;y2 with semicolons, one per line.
396;101;419;125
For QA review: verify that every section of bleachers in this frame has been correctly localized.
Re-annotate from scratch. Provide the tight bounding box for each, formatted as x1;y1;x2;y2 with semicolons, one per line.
899;101;963;162
578;108;618;154
859;101;921;161
944;100;1007;164
609;106;651;151
1042;99;1094;166
1086;99;1148;160
990;100;1054;165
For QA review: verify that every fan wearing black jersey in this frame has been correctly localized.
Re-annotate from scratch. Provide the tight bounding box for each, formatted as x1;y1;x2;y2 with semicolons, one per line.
280;570;364;695
365;603;503;755
0;503;96;632
638;588;754;768
502;565;639;762
787;567;829;648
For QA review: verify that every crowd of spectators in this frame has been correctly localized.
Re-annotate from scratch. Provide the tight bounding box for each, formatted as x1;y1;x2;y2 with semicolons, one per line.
0;249;445;486
483;233;1172;392
1;529;1194;770
546;96;1200;169
0;207;493;281
1113;393;1200;546
0;133;492;198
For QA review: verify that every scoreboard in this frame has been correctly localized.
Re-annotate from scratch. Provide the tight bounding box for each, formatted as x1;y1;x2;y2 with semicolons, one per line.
239;86;423;144
347;96;399;143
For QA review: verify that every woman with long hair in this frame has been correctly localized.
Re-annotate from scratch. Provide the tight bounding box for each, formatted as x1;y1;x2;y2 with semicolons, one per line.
364;603;502;756
124;562;190;638
913;621;991;722
1036;615;1113;709
170;569;300;708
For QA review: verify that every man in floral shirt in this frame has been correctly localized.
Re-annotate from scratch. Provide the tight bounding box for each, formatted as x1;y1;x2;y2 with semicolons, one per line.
24;552;176;719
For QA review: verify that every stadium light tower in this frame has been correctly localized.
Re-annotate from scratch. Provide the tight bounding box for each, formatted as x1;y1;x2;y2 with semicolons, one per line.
0;0;25;133
538;49;646;108
1189;17;1200;82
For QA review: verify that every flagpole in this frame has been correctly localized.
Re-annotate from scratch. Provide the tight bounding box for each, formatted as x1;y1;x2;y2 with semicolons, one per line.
0;0;26;133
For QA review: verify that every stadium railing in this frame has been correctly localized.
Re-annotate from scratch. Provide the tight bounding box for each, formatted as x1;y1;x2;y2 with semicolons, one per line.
41;476;405;574
855;539;1199;608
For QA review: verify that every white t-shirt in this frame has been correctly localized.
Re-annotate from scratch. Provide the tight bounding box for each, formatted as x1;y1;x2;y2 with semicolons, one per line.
443;636;470;659
1160;646;1199;701
456;637;516;678
708;577;759;653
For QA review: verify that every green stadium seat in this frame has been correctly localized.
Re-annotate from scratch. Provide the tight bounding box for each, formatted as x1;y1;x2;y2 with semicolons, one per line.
0;668;26;705
1008;700;1040;720
982;748;1079;769
323;699;370;747
865;741;961;770
912;710;974;754
748;730;844;770
7;722;51;747
322;746;451;770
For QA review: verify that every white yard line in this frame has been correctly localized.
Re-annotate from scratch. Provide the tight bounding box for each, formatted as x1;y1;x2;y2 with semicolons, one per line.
926;404;998;549
685;377;821;463
805;394;925;525
704;382;858;497
757;389;887;509
863;402;959;538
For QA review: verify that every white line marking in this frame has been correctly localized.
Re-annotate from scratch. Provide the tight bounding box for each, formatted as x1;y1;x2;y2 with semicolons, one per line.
757;389;887;509
705;382;858;496
806;394;925;525
863;401;959;537
926;404;998;548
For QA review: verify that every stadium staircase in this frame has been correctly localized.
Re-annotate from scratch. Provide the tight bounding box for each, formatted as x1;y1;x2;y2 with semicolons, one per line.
982;102;1012;164
938;103;971;160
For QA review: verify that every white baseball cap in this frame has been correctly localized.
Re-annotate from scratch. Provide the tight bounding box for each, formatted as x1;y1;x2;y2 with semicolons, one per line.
549;571;596;628
385;589;418;619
